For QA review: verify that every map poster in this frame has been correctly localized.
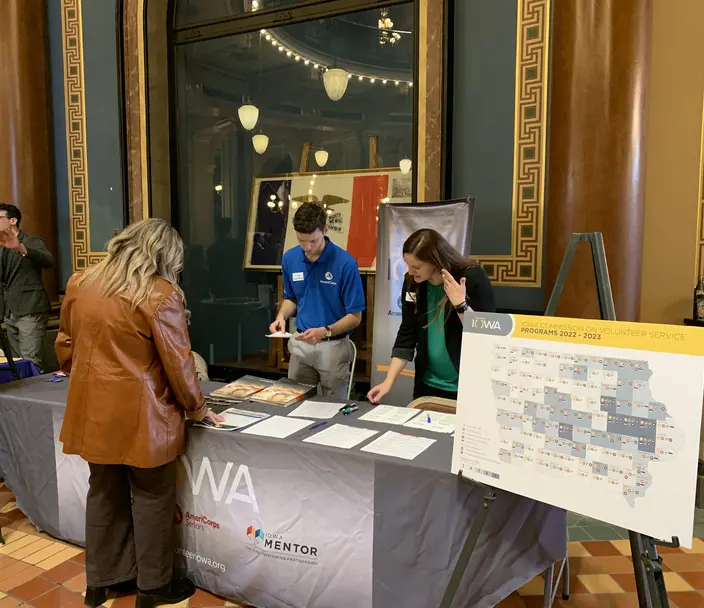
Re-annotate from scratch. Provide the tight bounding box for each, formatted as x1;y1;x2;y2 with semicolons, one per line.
451;313;704;547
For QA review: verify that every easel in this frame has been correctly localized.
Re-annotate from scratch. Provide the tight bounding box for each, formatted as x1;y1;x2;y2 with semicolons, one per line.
547;232;677;608
438;475;496;608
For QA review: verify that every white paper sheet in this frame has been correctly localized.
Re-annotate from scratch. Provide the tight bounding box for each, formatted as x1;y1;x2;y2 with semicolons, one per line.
302;424;378;449
266;332;292;339
240;415;313;438
360;431;436;460
194;408;269;431
358;405;421;426
288;400;345;420
403;411;456;434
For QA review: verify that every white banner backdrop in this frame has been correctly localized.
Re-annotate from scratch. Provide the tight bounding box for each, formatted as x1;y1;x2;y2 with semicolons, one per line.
371;199;475;406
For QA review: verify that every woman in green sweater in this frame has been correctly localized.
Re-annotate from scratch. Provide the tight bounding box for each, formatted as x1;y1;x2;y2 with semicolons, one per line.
368;229;495;402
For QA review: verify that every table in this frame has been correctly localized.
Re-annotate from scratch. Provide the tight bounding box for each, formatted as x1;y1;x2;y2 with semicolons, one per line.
0;359;39;384
0;377;566;608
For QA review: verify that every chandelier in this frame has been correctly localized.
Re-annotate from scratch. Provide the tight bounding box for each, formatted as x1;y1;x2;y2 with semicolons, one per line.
378;9;401;46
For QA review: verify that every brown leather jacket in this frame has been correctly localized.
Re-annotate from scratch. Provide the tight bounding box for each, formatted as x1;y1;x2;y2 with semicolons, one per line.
56;274;207;468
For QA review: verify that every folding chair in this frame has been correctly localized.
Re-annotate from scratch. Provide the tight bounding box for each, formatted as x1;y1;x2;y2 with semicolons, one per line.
347;340;357;400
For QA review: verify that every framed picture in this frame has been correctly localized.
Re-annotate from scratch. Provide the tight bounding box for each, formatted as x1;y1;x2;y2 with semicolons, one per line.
244;167;412;272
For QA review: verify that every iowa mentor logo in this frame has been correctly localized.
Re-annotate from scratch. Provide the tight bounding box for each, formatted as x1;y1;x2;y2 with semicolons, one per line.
244;524;319;566
246;526;264;544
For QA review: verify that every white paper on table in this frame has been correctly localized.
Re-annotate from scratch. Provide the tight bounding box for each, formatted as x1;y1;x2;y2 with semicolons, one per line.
266;332;292;339
358;405;421;426
240;415;313;438
360;431;436;460
403;411;456;434
288;400;344;420
303;424;379;449
194;408;269;431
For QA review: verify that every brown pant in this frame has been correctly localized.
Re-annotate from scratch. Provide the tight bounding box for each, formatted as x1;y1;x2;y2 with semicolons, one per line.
86;461;177;591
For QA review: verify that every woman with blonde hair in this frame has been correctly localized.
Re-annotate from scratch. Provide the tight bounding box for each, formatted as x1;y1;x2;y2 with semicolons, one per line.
368;228;495;403
56;219;223;608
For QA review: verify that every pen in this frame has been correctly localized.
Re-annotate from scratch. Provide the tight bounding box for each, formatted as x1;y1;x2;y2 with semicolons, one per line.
310;421;328;430
427;413;432;424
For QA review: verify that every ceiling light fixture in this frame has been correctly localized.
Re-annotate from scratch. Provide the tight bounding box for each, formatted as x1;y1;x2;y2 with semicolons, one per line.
259;30;413;87
237;104;259;130
315;150;329;167
323;68;349;101
252;133;269;154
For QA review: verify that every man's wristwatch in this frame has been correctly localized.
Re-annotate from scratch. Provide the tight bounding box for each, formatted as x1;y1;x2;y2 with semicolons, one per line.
324;326;332;339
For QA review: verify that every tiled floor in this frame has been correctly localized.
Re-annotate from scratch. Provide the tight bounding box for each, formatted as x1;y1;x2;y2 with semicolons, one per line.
2;483;704;607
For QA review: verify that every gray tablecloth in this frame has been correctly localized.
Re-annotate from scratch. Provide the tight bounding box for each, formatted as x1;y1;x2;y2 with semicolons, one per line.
0;377;566;608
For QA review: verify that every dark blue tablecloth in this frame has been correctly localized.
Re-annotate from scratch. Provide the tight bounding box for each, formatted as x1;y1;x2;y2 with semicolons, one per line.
0;359;40;384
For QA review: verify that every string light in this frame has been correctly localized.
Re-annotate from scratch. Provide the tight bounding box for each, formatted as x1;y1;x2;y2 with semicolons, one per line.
259;29;413;87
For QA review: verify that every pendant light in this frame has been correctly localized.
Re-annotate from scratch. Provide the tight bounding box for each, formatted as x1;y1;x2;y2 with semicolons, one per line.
323;68;349;102
238;104;259;131
252;133;269;154
315;150;329;167
399;158;412;174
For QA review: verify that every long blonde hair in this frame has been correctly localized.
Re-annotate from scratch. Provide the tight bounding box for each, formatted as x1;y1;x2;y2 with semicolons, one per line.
76;219;185;308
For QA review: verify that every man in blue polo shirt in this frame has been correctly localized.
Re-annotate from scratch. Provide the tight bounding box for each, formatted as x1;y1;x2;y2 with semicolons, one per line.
269;203;364;399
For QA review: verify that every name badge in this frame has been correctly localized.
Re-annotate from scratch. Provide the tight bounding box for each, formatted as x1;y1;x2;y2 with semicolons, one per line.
405;291;417;303
292;272;304;282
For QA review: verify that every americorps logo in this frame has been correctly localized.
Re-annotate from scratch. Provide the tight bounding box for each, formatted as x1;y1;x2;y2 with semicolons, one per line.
174;504;220;531
177;455;259;512
244;524;319;566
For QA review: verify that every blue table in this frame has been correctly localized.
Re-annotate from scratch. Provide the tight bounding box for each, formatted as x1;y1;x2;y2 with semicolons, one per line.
0;359;40;384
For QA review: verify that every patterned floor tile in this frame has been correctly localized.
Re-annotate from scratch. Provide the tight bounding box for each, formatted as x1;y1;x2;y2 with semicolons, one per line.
582;541;622;557
578;574;624;594
31;586;84;608
595;555;634;574
42;560;86;584
681;571;704;590
10;576;57;602
664;572;696;592
668;591;704;608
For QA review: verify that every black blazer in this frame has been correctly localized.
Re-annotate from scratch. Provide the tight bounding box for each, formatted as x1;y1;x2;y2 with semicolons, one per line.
391;265;495;397
0;231;53;318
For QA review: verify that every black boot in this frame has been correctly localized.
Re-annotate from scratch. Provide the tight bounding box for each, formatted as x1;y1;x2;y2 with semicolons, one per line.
135;578;195;608
84;579;137;607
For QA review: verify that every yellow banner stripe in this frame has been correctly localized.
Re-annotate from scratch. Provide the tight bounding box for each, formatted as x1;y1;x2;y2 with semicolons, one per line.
512;315;704;357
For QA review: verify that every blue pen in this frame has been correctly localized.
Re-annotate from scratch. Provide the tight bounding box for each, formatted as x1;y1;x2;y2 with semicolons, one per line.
427;413;432;424
310;421;328;430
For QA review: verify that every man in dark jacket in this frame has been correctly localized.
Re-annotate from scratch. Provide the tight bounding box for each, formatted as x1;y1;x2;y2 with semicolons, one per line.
0;203;53;372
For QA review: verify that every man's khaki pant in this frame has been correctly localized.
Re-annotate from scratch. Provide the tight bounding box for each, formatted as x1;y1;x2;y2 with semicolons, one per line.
287;334;354;400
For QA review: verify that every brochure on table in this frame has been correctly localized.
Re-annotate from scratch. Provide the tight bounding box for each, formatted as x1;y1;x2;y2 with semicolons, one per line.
451;312;704;547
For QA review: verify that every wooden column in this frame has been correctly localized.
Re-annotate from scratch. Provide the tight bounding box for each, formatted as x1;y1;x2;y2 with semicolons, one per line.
0;0;58;300
545;0;651;321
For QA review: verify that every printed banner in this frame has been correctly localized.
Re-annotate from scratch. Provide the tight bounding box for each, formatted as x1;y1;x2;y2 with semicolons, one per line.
174;431;374;608
452;312;704;546
371;200;475;406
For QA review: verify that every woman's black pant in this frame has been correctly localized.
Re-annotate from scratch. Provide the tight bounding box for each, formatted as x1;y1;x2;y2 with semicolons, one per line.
85;460;177;591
